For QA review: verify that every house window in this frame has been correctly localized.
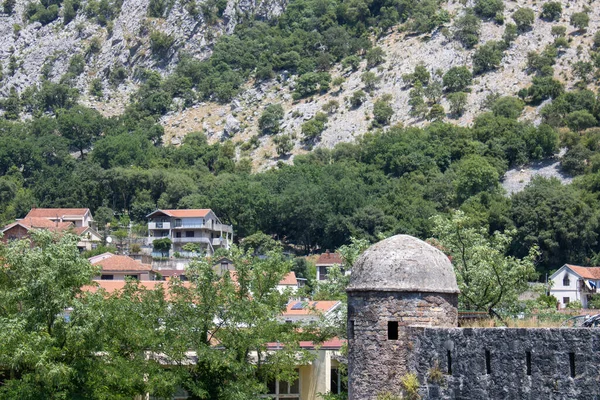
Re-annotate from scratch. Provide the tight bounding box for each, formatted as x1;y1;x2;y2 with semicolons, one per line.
100;275;114;280
185;231;194;238
330;368;347;395
220;261;229;274
319;266;328;281
563;297;570;305
161;231;169;237
563;275;570;286
175;219;182;227
264;372;299;399
176;232;181;238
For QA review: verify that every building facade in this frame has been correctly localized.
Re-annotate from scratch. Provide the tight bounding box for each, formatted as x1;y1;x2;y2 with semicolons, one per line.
549;264;600;308
147;209;233;257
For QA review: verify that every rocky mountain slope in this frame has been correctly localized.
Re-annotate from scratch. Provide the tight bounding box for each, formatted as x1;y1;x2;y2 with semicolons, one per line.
1;0;599;170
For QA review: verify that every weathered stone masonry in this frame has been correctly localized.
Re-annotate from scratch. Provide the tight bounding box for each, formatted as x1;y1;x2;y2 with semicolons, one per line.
347;234;600;400
408;327;600;400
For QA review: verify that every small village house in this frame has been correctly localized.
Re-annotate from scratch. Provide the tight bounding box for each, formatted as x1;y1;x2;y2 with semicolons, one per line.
89;252;155;281
147;209;233;257
549;264;600;308
315;251;344;281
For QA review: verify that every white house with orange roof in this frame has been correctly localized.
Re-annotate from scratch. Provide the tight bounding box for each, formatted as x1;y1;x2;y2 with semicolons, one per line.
89;252;155;281
549;264;600;308
147;209;233;257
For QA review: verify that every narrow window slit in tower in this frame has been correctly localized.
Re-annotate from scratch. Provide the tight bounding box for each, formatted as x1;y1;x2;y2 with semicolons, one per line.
447;351;452;375
526;351;531;376
349;320;354;340
485;350;491;374
387;321;398;340
569;352;575;378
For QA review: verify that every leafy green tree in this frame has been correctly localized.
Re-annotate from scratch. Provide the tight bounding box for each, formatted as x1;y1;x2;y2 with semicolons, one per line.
68;54;85;76
165;247;322;398
147;0;165;17
273;134;294;156
57;105;104;159
503;23;518;46
3;0;15;14
443;66;472;92
427;103;445;122
551;25;567;38
0;231;99;398
372;98;394;126
527;76;564;104
472;40;505;74
561;144;591;175
152;237;172;256
474;0;504;20
541;2;561;21
258;104;285;136
570;12;589;31
361;71;380;92
89;78;103;98
431;211;538;318
453;10;481;49
491;96;524;119
3;87;20;120
452;154;499;201
366;47;385;68
408;82;427;118
565;110;597;132
512;8;534;32
302;113;328;140
447;92;468;117
349;90;366;108
511;177;599;271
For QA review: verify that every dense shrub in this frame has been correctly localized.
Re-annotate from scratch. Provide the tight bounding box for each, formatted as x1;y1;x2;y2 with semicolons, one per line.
512;8;534;32
150;31;175;58
541;2;562;21
527;77;564;104
349;90;366;108
447;92;468;117
443;66;472;92
301;112;328;140
372;98;394;126
570;12;589;31
474;0;504;20
454;10;481;49
491;96;524;119
473;41;505;74
258;104;284;135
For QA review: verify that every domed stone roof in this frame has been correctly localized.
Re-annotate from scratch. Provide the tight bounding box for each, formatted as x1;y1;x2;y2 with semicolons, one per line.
347;235;459;293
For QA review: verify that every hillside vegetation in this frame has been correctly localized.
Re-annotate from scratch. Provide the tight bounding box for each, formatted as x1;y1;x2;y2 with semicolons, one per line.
1;0;600;273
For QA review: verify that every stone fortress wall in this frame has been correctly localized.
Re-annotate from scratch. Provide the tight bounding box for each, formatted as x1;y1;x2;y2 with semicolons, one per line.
347;235;600;400
407;327;600;400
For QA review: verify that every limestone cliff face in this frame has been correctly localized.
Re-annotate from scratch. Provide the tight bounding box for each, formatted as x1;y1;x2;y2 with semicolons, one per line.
0;0;285;104
1;0;598;170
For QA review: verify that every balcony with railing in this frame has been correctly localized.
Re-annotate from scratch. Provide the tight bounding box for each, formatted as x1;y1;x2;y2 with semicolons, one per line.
171;237;212;244
149;222;171;230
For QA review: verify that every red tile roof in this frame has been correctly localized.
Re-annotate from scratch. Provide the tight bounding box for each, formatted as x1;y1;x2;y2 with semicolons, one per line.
316;251;343;266
267;338;346;350
148;209;212;218
282;300;341;316
566;264;600;280
279;272;298;286
89;253;151;272
2;218;75;233
25;208;90;218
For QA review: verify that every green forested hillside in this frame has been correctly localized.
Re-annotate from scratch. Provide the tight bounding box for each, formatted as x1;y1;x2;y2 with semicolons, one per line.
2;0;600;275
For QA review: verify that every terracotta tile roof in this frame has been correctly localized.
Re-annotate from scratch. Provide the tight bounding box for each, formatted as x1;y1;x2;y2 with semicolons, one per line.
25;208;90;218
316;251;343;266
148;209;212;218
282;300;341;316
2;218;75;233
89;253;151;272
267;338;345;350
566;264;600;280
279;272;298;286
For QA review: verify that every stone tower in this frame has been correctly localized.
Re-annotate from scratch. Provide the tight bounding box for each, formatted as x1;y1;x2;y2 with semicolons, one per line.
347;235;459;400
